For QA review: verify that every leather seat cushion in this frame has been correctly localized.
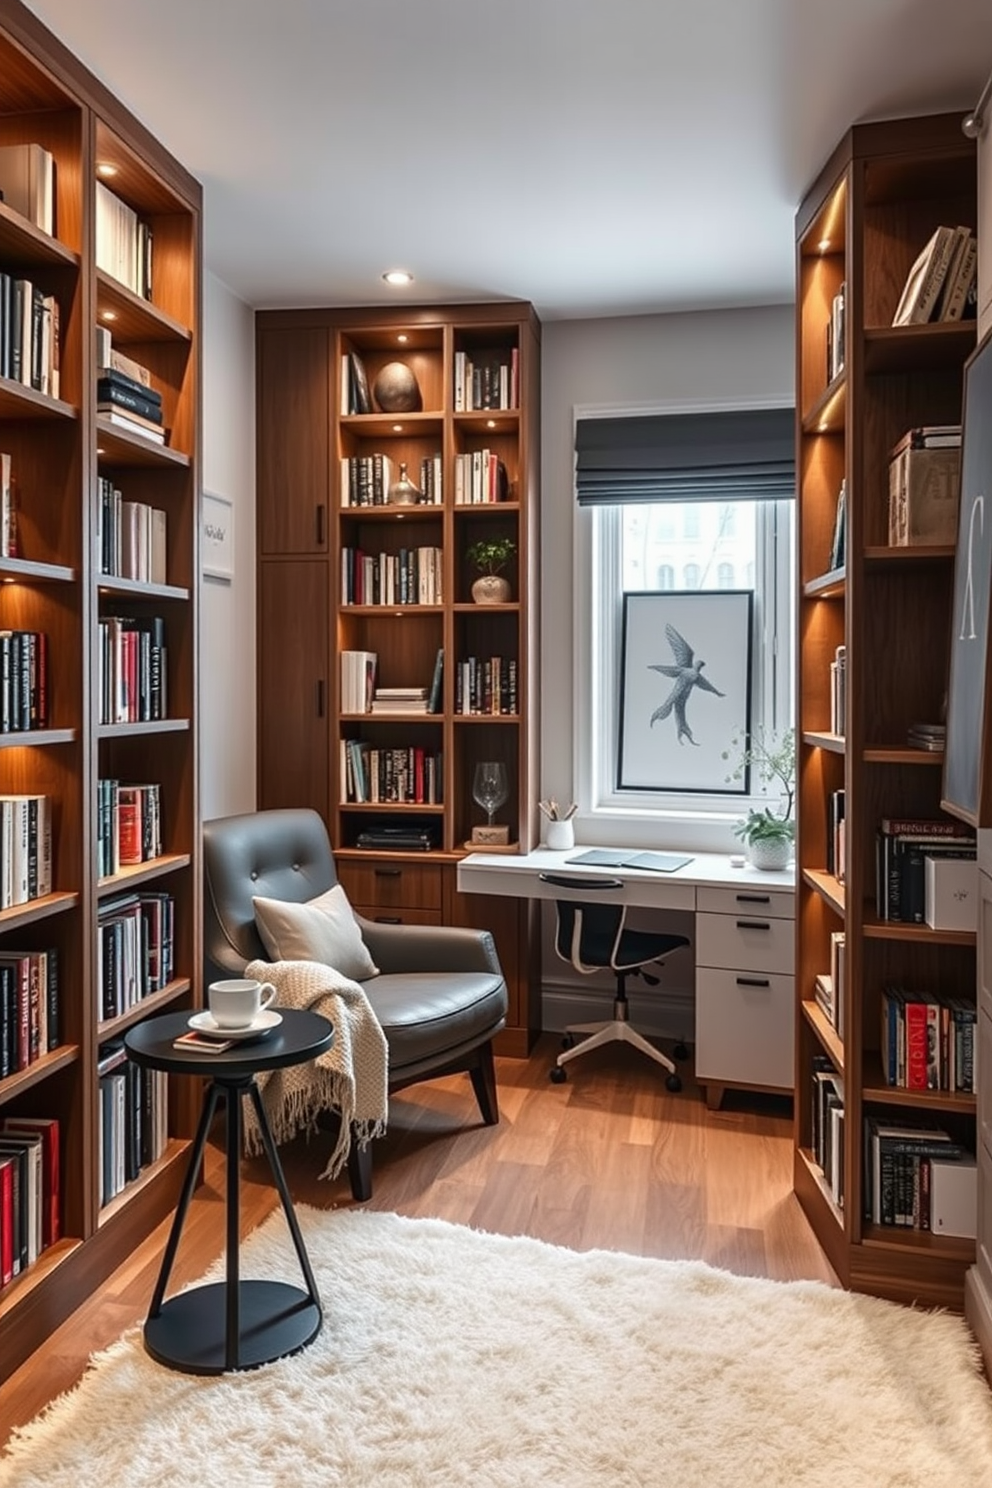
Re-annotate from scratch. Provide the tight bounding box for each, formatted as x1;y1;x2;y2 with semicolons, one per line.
365;970;507;1070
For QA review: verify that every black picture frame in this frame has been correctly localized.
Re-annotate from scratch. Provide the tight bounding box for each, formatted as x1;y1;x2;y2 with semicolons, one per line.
617;590;753;794
942;326;992;827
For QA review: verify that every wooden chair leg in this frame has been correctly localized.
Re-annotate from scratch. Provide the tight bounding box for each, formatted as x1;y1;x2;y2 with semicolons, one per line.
469;1041;500;1126
347;1129;373;1202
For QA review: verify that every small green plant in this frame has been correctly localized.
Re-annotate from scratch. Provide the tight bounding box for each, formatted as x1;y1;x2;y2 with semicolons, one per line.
466;537;516;575
723;725;796;847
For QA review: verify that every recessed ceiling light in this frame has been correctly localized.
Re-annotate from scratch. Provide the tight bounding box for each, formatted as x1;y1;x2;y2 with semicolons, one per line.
392;423;403;433
818;237;831;253
101;310;116;321
96;162;117;178
382;269;413;286
397;333;408;343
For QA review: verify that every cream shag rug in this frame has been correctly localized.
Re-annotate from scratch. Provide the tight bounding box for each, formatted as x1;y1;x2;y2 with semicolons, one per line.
4;1207;992;1488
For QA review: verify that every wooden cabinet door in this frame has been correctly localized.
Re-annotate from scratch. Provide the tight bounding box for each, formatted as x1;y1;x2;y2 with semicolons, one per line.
258;561;329;817
257;326;329;555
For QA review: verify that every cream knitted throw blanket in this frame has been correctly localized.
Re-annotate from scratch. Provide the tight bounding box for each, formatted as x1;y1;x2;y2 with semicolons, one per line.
244;957;389;1180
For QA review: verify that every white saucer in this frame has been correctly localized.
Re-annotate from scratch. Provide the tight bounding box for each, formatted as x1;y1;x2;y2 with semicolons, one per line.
188;1008;282;1041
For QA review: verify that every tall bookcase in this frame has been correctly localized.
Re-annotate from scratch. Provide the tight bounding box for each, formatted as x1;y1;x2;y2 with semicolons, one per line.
256;303;541;1053
0;0;201;1378
795;114;978;1308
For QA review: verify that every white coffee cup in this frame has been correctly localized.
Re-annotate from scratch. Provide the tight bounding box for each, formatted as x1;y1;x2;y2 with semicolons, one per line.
208;978;277;1029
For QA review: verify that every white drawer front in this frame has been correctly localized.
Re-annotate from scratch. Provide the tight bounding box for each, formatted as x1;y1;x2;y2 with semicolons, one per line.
695;967;794;1090
697;885;794;920
696;909;795;974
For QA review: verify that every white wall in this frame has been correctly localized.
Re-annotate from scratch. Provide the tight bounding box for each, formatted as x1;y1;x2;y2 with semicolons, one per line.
537;307;794;1034
540;305;795;833
200;271;256;822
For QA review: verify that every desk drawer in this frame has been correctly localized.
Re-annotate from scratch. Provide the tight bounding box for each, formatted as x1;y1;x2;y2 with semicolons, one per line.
696;910;794;975
695;967;794;1090
697;885;794;920
337;860;443;911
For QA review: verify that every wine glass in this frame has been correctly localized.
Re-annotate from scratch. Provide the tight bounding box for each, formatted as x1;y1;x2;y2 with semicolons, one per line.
473;761;508;827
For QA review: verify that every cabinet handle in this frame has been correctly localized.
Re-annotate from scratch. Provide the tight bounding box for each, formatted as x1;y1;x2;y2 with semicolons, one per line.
316;680;325;717
736;976;771;988
735;893;771;905
374;867;402;878
736;920;770;930
374;915;402;924
316;504;326;545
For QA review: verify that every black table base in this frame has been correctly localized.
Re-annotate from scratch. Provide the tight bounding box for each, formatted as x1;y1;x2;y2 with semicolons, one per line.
145;1071;323;1374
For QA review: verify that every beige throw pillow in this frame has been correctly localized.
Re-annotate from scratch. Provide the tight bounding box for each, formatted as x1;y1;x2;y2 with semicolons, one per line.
252;883;379;981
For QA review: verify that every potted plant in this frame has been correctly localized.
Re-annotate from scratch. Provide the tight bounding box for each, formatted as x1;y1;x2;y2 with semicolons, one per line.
466;537;516;604
724;726;796;871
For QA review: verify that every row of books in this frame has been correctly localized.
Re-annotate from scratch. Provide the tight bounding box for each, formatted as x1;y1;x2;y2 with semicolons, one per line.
0;141;55;236
340;649;378;714
453;349;518;411
0;628;48;732
829;645;846;737
340;741;443;806
811;1055;844;1209
96;479;168;584
96;1042;168;1209
813;931;846;1037
95;180;153;301
453;450;510;505
0;948;59;1078
880;987;976;1093
455;656;518;716
826;280;845;382
863;1116;971;1230
0;451;20;558
0;271;60;397
825;788;845;881
97;779;163;878
97;614;168;725
891;225;977;327
875;816;976;923
98;891;174;1020
341;545;443;607
0;1115;60;1288
340;453;443;508
0;794;52;908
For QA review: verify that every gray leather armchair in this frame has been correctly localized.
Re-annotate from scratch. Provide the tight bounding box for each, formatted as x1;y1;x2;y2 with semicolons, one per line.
202;808;508;1200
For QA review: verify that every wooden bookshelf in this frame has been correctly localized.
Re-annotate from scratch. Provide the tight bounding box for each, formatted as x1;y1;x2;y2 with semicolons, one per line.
255;303;541;1053
0;0;201;1379
795;114;977;1308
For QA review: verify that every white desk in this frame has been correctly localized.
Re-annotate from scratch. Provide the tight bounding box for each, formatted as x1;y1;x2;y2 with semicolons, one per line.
457;847;796;1107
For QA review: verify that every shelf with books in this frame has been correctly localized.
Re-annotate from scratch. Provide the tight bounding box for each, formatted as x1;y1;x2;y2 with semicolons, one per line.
95;269;192;346
259;301;540;1053
0;200;78;269
0;378;75;421
801;997;845;1070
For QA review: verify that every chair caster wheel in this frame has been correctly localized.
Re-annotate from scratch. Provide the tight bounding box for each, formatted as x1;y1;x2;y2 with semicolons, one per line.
560;1033;575;1050
665;1072;682;1093
673;1042;689;1062
550;1066;568;1084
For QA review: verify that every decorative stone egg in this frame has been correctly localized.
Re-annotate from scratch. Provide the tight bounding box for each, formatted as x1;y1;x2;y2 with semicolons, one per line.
372;361;422;413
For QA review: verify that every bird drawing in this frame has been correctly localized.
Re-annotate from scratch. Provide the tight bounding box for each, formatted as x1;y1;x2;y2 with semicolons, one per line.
648;623;725;746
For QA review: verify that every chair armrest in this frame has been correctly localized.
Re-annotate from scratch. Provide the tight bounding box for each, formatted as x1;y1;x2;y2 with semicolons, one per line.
356;917;503;976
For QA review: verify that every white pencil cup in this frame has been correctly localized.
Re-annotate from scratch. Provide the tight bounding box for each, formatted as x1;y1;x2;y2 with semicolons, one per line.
545;818;575;851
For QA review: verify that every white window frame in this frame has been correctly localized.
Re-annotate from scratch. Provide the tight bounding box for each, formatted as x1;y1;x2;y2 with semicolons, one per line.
572;397;794;851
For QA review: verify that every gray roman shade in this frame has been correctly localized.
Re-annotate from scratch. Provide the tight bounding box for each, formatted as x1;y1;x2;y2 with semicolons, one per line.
574;407;795;506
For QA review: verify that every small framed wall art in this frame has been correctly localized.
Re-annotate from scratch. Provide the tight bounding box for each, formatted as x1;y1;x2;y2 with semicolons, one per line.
202;491;234;582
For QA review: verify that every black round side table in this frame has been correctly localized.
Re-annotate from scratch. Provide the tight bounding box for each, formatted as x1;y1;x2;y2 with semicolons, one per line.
125;1007;333;1375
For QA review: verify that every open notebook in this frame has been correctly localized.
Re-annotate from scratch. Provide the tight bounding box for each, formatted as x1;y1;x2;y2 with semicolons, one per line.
566;850;693;874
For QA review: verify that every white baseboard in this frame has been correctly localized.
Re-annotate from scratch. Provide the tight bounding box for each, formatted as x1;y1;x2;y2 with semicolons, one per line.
541;974;695;1044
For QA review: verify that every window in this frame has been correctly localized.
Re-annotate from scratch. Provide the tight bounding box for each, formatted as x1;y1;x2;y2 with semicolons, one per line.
573;405;795;826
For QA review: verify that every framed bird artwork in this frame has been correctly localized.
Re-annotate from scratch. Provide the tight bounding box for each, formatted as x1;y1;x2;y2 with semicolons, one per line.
617;589;753;793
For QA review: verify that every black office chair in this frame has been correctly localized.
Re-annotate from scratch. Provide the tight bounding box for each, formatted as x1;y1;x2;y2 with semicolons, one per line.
541;874;690;1090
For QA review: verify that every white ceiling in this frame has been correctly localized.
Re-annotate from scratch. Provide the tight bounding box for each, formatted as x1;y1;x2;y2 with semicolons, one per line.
21;1;992;320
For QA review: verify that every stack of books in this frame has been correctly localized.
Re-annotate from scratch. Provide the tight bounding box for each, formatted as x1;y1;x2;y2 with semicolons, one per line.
875;816;976;922
369;686;429;714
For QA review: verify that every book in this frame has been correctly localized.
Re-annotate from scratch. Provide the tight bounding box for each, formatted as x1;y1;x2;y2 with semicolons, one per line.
932;226;972;319
565;849;693;872
891;225;958;326
940;234;977;322
427;647;444;713
348;351;372;415
172;1029;235;1054
0;142;55;235
97;406;166;445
